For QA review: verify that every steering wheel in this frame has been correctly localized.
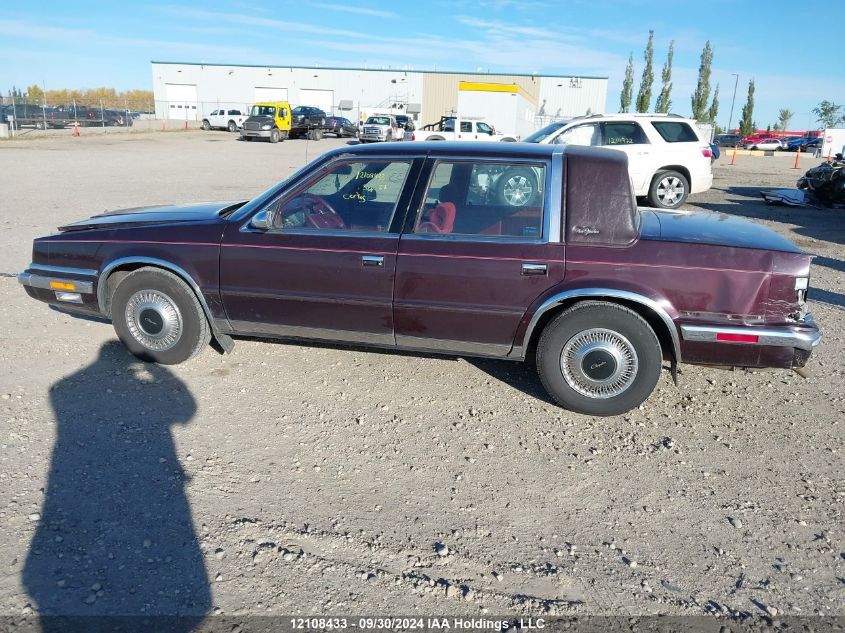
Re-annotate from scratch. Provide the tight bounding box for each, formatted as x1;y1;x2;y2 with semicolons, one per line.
299;193;346;229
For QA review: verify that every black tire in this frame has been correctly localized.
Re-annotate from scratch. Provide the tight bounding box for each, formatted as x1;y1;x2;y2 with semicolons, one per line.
647;170;689;209
227;120;237;132
201;119;211;131
269;129;280;143
314;128;323;140
536;301;662;416
111;267;211;365
496;166;538;207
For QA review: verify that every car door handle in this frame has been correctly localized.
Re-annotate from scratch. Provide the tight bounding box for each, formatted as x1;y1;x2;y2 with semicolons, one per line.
521;263;547;276
362;255;384;268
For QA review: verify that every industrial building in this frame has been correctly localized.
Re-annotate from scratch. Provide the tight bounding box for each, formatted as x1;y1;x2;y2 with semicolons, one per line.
151;61;608;136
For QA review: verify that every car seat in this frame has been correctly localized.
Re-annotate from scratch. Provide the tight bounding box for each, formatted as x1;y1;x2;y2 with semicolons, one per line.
417;183;458;234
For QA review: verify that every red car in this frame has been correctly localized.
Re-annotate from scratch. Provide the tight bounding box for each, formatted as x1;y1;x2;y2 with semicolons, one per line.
18;143;820;416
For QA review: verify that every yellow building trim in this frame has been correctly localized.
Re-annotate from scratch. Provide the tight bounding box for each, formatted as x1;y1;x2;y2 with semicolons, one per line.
458;81;519;94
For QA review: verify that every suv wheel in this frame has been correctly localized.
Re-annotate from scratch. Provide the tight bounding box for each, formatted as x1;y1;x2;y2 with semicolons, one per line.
648;170;689;209
201;119;211;131
536;301;663;416
227;120;237;132
111;267;210;365
496;167;538;207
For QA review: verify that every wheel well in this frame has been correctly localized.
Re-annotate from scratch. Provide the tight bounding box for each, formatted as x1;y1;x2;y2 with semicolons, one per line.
101;263;201;320
652;165;691;190
526;297;677;365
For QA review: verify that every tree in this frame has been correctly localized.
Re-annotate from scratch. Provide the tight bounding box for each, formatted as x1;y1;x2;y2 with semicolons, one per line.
655;40;674;113
691;40;713;120
635;30;654;113
812;100;843;128
25;84;45;104
777;108;794;131
707;84;719;125
619;54;634;113
738;79;755;137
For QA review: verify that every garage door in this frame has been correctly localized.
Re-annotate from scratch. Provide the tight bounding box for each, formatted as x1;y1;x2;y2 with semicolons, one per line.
165;83;198;121
299;89;334;115
254;87;288;102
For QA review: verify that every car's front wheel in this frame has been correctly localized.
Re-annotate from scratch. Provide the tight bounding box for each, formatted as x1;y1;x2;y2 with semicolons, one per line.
496;166;538;207
536;301;662;416
111;267;210;365
201;119;211;130
648;170;689;209
269;129;280;143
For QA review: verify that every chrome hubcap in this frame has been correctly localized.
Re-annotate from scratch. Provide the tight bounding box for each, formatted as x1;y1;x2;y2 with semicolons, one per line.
502;174;534;206
657;176;685;206
125;290;182;352
560;328;638;399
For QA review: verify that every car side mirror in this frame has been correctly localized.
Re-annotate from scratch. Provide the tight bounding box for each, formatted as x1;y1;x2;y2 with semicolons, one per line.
488;130;494;135
250;209;271;230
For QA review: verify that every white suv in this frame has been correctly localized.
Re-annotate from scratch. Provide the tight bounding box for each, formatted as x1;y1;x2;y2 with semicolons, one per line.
525;113;714;209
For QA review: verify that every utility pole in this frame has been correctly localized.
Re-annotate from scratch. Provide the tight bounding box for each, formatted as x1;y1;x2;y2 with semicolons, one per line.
726;73;739;133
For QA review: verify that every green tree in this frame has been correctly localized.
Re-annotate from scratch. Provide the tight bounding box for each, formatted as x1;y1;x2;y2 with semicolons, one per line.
619;53;634;113
738;79;755;137
777;108;794;131
707;84;719;125
25;84;45;104
691;40;713;120
654;40;674;113
635;30;654;113
812;100;843;127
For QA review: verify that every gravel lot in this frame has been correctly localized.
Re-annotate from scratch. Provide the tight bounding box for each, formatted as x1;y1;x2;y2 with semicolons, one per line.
0;131;843;623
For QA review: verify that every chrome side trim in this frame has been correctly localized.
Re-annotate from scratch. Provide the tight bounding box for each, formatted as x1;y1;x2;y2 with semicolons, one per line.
516;288;681;362
681;314;821;351
548;151;563;243
28;263;98;277
18;272;94;294
96;258;218;331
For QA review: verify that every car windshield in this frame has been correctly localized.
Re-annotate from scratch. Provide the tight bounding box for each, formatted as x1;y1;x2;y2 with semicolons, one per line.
250;105;275;117
524;121;568;143
366;117;390;125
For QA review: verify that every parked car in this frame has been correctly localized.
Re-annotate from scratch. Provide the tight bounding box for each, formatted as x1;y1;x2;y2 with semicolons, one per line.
290;106;327;140
745;138;782;151
240;102;292;143
325;116;357;138
713;133;742;146
360;115;402;142
804;137;823;153
18;142;820;416
785;137;816;152
524;113;713;209
202;109;245;132
1;103;69;129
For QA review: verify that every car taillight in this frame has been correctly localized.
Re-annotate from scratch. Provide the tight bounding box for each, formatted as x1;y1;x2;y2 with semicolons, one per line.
701;146;712;158
411;133;415;141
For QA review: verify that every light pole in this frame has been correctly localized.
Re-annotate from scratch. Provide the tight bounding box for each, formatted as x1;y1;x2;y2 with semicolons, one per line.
726;73;739;133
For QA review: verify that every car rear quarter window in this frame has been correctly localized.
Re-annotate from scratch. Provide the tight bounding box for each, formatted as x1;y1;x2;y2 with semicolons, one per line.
413;160;546;239
651;121;699;143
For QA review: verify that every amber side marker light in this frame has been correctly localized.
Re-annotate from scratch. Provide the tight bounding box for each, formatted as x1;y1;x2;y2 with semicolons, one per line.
716;333;759;343
49;281;76;291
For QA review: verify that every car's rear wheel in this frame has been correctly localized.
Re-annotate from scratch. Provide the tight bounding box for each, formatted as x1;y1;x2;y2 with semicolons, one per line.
201;119;210;131
227;120;237;132
496;166;538;207
111;267;210;365
536;301;662;416
648;170;689;209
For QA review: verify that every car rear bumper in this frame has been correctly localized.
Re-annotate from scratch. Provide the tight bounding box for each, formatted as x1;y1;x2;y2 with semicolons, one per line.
681;313;821;351
690;170;714;194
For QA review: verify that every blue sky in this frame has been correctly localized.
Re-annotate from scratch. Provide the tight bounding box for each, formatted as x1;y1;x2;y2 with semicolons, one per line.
2;0;843;130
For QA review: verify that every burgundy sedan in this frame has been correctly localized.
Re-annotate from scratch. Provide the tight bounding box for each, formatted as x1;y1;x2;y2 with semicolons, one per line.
18;143;820;416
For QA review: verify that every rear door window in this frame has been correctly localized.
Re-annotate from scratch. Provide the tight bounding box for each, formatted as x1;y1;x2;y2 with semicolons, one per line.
651;121;698;143
602;122;648;145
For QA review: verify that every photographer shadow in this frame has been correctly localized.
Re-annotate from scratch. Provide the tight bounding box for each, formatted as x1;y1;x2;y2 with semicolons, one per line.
23;341;210;632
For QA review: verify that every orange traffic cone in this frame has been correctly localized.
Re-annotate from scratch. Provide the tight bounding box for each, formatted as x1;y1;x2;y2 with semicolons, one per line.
827;149;833;163
730;146;737;166
792;146;801;170
72;122;79;137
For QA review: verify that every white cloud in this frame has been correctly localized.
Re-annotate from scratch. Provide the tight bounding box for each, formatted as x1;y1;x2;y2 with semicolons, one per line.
309;2;397;18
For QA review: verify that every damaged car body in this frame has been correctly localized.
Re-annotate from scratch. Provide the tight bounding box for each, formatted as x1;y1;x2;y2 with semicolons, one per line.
18;143;820;416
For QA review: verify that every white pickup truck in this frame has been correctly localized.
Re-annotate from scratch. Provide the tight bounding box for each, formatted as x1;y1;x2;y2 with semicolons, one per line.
201;109;246;133
406;117;517;142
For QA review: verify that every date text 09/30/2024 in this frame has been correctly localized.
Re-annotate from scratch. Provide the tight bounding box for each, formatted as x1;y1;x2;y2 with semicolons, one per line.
290;617;547;630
